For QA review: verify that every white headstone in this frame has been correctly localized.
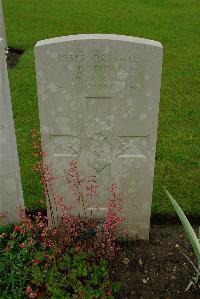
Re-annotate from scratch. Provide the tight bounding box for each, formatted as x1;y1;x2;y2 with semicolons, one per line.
0;1;7;49
35;34;163;239
0;38;23;224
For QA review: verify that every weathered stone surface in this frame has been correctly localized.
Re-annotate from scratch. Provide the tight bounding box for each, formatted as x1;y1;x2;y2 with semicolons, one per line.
35;34;163;239
0;1;7;49
0;38;23;224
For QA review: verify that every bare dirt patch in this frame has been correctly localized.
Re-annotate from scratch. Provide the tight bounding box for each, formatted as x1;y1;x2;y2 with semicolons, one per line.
112;224;199;298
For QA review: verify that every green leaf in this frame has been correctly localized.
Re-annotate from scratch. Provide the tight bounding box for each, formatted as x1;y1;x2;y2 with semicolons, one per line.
103;279;110;288
112;281;121;293
164;188;200;266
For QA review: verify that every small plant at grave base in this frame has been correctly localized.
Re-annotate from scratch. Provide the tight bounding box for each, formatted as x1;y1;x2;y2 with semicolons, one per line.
0;129;125;298
0;207;121;298
165;188;200;292
0;208;58;298
27;249;121;298
32;128;126;259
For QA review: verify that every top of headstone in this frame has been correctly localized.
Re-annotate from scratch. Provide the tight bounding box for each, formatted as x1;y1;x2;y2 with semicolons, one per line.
35;34;162;48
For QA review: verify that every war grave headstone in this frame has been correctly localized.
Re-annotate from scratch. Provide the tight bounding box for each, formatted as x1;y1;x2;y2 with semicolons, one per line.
35;34;163;239
0;38;23;224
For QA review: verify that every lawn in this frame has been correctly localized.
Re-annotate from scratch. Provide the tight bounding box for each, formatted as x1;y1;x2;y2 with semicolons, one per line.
2;0;200;214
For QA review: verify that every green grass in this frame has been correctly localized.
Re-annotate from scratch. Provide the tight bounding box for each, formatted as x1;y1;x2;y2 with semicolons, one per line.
2;0;200;214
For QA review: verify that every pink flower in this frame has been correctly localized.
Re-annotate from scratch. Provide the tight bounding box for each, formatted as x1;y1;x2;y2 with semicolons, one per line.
19;242;26;249
64;160;84;200
85;175;98;201
25;285;32;294
108;183;118;195
14;225;21;232
17;206;27;222
29;239;34;245
33;259;41;265
37;222;44;229
55;193;64;206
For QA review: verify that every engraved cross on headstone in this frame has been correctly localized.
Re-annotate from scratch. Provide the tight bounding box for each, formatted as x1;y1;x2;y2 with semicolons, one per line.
49;117;148;173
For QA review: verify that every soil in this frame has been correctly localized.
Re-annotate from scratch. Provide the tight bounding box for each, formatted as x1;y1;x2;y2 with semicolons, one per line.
6;47;24;68
112;224;200;299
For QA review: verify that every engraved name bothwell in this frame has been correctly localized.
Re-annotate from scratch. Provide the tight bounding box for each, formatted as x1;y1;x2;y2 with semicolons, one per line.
58;52;140;91
35;34;163;240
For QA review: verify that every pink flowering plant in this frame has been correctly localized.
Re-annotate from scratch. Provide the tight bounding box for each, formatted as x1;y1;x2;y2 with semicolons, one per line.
0;129;125;298
32;129;126;259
